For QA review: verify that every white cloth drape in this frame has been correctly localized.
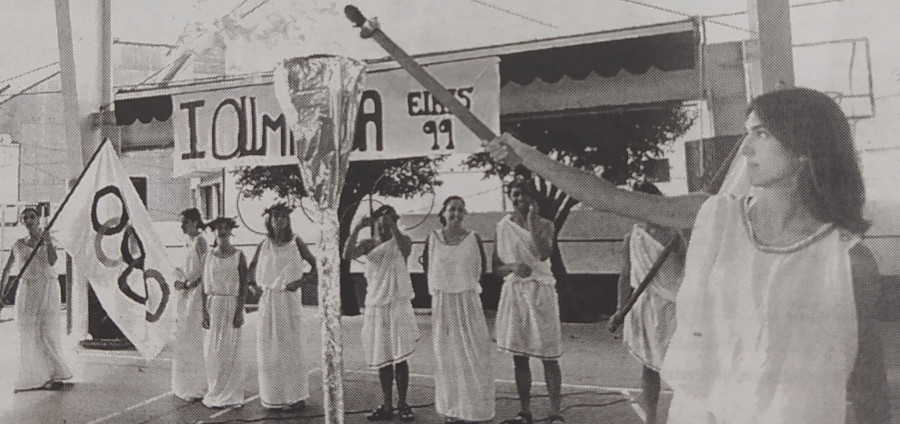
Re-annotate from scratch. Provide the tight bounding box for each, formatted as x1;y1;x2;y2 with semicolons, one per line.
663;195;859;424
623;226;683;371
494;216;561;359
202;252;245;408
12;240;72;391
428;230;495;421
362;238;418;368
255;238;310;408
172;234;207;400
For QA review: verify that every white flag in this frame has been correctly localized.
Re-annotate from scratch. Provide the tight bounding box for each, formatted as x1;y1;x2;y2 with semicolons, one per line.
54;141;175;359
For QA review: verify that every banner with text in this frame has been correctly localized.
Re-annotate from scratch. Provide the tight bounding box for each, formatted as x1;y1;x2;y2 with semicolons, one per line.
172;57;499;176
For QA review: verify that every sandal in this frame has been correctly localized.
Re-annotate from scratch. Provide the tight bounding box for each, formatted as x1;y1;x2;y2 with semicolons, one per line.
366;405;394;421
398;403;415;422
501;411;534;424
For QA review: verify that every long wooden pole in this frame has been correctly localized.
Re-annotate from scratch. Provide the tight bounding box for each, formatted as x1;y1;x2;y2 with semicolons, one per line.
344;6;497;142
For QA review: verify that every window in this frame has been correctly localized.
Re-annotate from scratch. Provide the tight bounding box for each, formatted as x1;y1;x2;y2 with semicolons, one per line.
195;183;222;221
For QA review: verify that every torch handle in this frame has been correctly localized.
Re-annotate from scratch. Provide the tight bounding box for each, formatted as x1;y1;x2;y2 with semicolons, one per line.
345;5;498;142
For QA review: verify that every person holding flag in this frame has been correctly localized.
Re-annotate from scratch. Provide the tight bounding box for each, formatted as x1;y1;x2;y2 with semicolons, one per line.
248;202;316;411
171;208;209;401
0;206;72;392
201;217;249;409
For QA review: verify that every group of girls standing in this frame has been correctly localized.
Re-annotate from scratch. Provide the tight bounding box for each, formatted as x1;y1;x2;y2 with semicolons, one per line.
170;202;315;410
344;187;562;424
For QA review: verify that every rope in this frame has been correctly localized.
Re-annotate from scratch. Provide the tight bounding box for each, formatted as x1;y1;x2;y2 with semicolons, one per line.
0;62;59;84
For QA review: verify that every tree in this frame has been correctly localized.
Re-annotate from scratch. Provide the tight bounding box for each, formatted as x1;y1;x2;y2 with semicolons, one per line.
234;157;443;315
464;102;694;322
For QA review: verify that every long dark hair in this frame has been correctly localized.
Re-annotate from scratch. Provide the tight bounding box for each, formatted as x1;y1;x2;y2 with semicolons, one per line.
748;88;868;233
438;196;465;226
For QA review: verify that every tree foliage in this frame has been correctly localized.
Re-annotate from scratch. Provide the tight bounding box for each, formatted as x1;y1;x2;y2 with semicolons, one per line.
234;157;443;204
465;102;694;184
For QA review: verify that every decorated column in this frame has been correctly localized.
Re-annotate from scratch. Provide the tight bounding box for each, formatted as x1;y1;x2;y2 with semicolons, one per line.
274;56;366;424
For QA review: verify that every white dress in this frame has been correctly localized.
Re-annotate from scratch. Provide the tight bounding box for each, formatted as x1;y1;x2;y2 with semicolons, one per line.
494;215;562;359
361;237;419;368
171;234;207;400
255;238;310;408
662;195;859;424
11;239;72;390
202;251;245;408
427;230;495;421
623;225;684;371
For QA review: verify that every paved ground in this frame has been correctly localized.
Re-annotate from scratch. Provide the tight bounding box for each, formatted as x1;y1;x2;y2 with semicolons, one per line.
0;305;898;423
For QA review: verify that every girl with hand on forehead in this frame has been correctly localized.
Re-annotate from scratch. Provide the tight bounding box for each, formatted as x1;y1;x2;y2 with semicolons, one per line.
248;202;317;411
486;88;890;423
421;196;495;424
0;206;72;392
344;205;419;422
201;217;249;409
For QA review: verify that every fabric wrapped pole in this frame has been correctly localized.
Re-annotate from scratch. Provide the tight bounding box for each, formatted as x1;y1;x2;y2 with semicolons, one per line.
274;55;366;424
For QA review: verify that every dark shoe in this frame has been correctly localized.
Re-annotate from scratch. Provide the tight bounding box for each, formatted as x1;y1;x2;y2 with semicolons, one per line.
367;405;394;421
547;414;565;423
398;403;415;422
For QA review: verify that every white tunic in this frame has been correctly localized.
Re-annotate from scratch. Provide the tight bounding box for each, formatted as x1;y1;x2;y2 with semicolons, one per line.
255;238;310;408
11;239;72;390
623;225;683;371
202;251;245;408
663;195;859;424
494;215;561;359
171;234;207;400
361;237;419;368
427;230;495;421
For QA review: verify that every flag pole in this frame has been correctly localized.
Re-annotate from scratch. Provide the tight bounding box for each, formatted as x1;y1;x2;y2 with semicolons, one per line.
2;138;110;301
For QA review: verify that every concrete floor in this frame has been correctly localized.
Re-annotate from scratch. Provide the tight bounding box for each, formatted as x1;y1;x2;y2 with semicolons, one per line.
0;305;898;423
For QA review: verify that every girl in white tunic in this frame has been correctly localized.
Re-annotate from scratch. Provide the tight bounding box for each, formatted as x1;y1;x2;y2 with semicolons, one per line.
487;87;889;423
248;202;316;410
494;180;563;424
422;196;495;423
344;205;419;422
201;217;249;408
609;182;685;424
0;207;72;392
171;208;208;401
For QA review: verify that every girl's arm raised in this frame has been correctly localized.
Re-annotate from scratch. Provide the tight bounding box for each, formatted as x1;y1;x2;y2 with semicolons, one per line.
343;217;377;260
488;133;708;229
